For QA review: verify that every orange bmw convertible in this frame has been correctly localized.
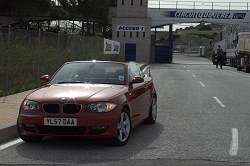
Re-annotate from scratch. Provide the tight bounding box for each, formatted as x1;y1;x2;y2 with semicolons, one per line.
17;61;157;146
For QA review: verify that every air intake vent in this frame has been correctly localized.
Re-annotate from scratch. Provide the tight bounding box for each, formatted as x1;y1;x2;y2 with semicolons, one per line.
37;126;85;135
63;104;82;114
43;104;60;113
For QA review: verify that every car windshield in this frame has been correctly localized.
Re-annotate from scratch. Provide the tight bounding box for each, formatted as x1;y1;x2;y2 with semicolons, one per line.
50;62;125;85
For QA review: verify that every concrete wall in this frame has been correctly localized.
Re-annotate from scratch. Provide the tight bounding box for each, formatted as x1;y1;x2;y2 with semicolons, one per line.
116;0;148;18
112;0;152;62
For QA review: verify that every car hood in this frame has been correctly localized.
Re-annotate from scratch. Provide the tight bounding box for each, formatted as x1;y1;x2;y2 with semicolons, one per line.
26;84;126;103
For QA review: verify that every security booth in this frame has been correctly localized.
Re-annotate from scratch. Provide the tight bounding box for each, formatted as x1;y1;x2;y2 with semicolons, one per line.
199;46;206;57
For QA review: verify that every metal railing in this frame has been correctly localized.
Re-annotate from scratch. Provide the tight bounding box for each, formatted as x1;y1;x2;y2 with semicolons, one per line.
148;0;250;11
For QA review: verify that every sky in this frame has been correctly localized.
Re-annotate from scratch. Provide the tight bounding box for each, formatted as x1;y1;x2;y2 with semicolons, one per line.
148;0;250;30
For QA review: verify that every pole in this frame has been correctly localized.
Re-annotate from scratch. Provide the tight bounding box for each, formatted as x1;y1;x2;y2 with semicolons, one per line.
5;25;11;96
188;42;191;56
155;28;156;41
169;24;173;63
37;29;41;84
57;31;61;66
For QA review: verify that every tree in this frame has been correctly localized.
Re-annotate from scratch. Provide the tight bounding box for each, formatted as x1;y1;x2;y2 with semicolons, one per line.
76;0;110;36
0;0;112;35
57;0;112;36
0;0;51;28
0;0;51;18
54;0;76;19
198;25;212;31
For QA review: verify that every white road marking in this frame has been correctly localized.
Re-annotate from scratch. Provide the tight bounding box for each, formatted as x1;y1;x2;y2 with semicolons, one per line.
213;96;225;107
187;70;190;72
229;128;239;156
199;82;205;87
0;138;22;151
192;74;196;78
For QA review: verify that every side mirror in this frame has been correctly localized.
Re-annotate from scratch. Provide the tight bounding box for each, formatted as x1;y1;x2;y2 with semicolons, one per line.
41;75;50;83
131;76;144;84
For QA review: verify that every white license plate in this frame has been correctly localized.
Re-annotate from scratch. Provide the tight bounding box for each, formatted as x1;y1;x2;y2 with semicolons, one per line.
44;118;77;126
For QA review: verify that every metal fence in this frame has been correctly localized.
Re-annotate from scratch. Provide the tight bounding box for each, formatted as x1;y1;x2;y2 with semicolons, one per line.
148;0;250;10
0;27;123;97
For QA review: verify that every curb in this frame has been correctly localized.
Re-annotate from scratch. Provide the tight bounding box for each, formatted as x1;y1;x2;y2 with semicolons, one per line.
0;123;18;144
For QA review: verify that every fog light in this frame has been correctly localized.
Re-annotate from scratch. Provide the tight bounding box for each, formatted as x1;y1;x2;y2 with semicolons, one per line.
23;124;37;133
90;126;108;130
25;124;35;128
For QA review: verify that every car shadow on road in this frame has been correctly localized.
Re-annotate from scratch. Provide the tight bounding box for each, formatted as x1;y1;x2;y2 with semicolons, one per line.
15;122;164;164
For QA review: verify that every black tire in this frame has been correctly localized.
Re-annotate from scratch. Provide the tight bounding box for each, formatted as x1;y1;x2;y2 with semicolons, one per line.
17;120;44;143
244;61;250;73
236;59;242;71
230;59;233;67
112;109;131;146
144;96;157;124
232;59;235;67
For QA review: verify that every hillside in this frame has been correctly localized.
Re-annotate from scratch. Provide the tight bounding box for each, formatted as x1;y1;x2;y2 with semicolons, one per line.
155;23;223;59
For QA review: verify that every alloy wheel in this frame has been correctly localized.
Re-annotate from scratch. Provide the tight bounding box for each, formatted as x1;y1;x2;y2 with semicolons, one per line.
117;111;131;142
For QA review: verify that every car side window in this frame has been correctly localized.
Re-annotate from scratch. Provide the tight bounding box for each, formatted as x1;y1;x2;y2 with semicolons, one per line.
128;62;145;82
128;68;135;82
128;62;141;76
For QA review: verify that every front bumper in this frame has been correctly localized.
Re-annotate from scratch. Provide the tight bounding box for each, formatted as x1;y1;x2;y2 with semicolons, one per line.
17;107;122;138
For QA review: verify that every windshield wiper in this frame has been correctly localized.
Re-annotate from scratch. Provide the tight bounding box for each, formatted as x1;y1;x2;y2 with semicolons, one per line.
57;81;83;84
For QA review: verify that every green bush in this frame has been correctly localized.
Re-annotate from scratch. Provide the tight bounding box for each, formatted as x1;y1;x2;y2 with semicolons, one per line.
198;25;212;31
197;34;214;39
0;90;5;97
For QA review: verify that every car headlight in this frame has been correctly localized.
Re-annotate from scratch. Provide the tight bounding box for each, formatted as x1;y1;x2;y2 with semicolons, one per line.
86;102;117;113
22;100;39;111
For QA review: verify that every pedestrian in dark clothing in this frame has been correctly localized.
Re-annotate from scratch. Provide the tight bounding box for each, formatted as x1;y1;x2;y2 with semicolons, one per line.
216;45;224;69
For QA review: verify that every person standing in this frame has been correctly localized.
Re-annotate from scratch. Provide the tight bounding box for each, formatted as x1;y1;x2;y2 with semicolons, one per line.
216;45;224;69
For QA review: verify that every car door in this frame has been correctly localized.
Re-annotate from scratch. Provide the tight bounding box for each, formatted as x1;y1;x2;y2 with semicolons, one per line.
127;62;150;126
137;65;152;118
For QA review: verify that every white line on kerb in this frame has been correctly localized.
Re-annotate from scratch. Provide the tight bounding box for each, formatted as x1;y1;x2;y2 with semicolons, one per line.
192;74;196;78
230;128;239;156
199;82;205;87
0;138;22;151
213;96;225;107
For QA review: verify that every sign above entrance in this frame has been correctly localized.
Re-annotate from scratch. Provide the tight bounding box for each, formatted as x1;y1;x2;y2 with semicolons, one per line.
148;8;250;27
165;11;246;20
117;25;145;32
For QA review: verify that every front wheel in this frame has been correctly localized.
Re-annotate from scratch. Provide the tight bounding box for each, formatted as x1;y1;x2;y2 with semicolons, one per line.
112;109;131;146
144;96;157;124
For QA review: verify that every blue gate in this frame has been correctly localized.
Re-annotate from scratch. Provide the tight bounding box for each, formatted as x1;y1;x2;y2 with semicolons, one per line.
125;43;136;61
155;45;172;63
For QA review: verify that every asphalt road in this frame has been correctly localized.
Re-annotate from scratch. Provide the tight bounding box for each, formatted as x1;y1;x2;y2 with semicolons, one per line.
1;53;250;166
